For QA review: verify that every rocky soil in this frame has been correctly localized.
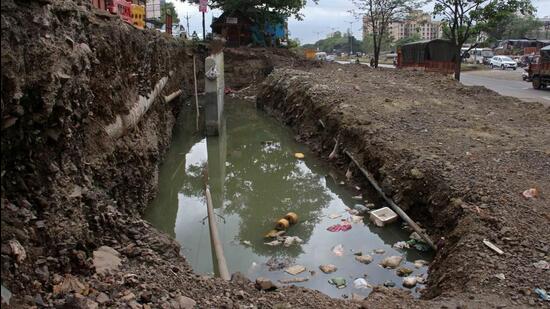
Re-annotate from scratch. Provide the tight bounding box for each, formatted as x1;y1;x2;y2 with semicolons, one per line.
258;64;550;307
1;0;346;308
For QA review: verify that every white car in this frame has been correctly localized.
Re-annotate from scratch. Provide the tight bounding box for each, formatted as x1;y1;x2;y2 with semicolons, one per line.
489;56;517;70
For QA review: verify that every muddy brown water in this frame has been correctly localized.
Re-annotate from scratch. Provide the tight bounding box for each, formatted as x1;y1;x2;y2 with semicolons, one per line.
144;98;433;298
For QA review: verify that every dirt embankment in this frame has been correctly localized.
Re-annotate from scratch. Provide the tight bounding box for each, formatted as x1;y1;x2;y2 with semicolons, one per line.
1;0;349;308
258;65;550;308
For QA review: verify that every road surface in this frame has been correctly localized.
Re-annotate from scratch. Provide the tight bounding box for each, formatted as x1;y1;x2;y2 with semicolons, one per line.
461;69;550;106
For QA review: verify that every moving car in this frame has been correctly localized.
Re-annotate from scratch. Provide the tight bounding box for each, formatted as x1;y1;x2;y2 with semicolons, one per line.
489;56;517;70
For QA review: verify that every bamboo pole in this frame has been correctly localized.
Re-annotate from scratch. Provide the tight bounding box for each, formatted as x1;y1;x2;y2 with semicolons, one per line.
193;55;200;132
205;185;230;280
344;150;436;250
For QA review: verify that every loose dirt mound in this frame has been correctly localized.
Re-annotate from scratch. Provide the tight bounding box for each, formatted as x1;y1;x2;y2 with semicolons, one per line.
258;64;550;307
1;1;348;308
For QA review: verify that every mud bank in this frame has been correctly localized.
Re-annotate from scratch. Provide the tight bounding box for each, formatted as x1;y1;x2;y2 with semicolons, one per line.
258;66;550;307
1;1;351;307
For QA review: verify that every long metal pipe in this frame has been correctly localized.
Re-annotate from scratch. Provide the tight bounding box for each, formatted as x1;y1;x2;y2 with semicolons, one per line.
205;185;230;280
345;150;436;250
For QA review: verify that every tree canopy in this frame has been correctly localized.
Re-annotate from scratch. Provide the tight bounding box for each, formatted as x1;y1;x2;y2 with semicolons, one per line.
352;0;423;67
480;13;543;42
433;0;535;80
303;32;365;54
189;0;316;24
161;2;180;25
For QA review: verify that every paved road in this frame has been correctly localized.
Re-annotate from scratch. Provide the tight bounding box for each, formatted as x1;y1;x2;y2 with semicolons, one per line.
461;70;550;106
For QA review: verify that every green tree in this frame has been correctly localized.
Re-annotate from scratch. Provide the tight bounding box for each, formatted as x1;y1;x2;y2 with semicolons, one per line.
433;0;534;80
287;37;301;48
352;0;424;68
364;32;393;55
481;13;543;42
161;2;180;25
393;33;421;49
312;33;364;54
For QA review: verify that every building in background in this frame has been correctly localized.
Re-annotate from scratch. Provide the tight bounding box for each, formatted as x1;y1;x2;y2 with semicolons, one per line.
539;16;550;39
363;10;442;42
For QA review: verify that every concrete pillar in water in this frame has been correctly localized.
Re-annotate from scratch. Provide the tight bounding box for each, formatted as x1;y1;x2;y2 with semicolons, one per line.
204;52;225;136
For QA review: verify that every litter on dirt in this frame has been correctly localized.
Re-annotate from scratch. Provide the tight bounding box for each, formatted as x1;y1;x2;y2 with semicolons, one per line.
285;265;306;275
1;284;12;305
483;239;504;255
494;273;505;280
533;260;550;270
534;288;549;301
522;188;539;199
53;275;87;296
294;152;305;159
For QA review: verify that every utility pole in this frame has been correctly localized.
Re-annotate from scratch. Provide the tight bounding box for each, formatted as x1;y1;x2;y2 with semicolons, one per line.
185;13;191;35
314;31;322;50
347;21;354;56
202;12;206;40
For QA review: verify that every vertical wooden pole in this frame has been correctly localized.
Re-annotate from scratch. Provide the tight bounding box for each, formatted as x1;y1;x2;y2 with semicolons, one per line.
205;185;230;280
193;55;199;131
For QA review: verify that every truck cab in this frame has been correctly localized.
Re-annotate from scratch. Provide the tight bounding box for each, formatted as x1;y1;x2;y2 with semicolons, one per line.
527;45;550;89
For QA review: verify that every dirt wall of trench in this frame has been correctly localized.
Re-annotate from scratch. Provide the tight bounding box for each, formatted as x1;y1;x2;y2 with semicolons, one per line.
0;0;197;305
257;66;550;308
0;1;352;308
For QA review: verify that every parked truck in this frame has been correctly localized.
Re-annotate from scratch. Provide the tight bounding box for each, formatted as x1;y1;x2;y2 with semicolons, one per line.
525;45;550;89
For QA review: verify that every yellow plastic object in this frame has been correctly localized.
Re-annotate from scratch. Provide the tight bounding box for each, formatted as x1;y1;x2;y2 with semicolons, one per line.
294;152;305;159
275;218;290;230
284;212;298;225
131;4;145;29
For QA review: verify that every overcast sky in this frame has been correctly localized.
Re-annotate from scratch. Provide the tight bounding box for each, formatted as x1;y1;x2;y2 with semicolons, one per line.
172;0;550;43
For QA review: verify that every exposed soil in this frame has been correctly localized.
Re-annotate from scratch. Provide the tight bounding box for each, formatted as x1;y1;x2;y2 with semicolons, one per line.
1;0;347;308
3;0;549;307
257;64;550;307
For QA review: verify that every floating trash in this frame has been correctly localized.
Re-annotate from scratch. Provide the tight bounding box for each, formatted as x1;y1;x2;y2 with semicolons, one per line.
332;244;345;256
328;277;347;289
285;265;306;275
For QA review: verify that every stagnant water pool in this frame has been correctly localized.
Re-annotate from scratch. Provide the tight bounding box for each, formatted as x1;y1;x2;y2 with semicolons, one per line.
144;99;433;299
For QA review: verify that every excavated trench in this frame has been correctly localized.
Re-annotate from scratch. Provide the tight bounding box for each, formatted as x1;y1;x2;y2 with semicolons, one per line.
144;98;434;299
